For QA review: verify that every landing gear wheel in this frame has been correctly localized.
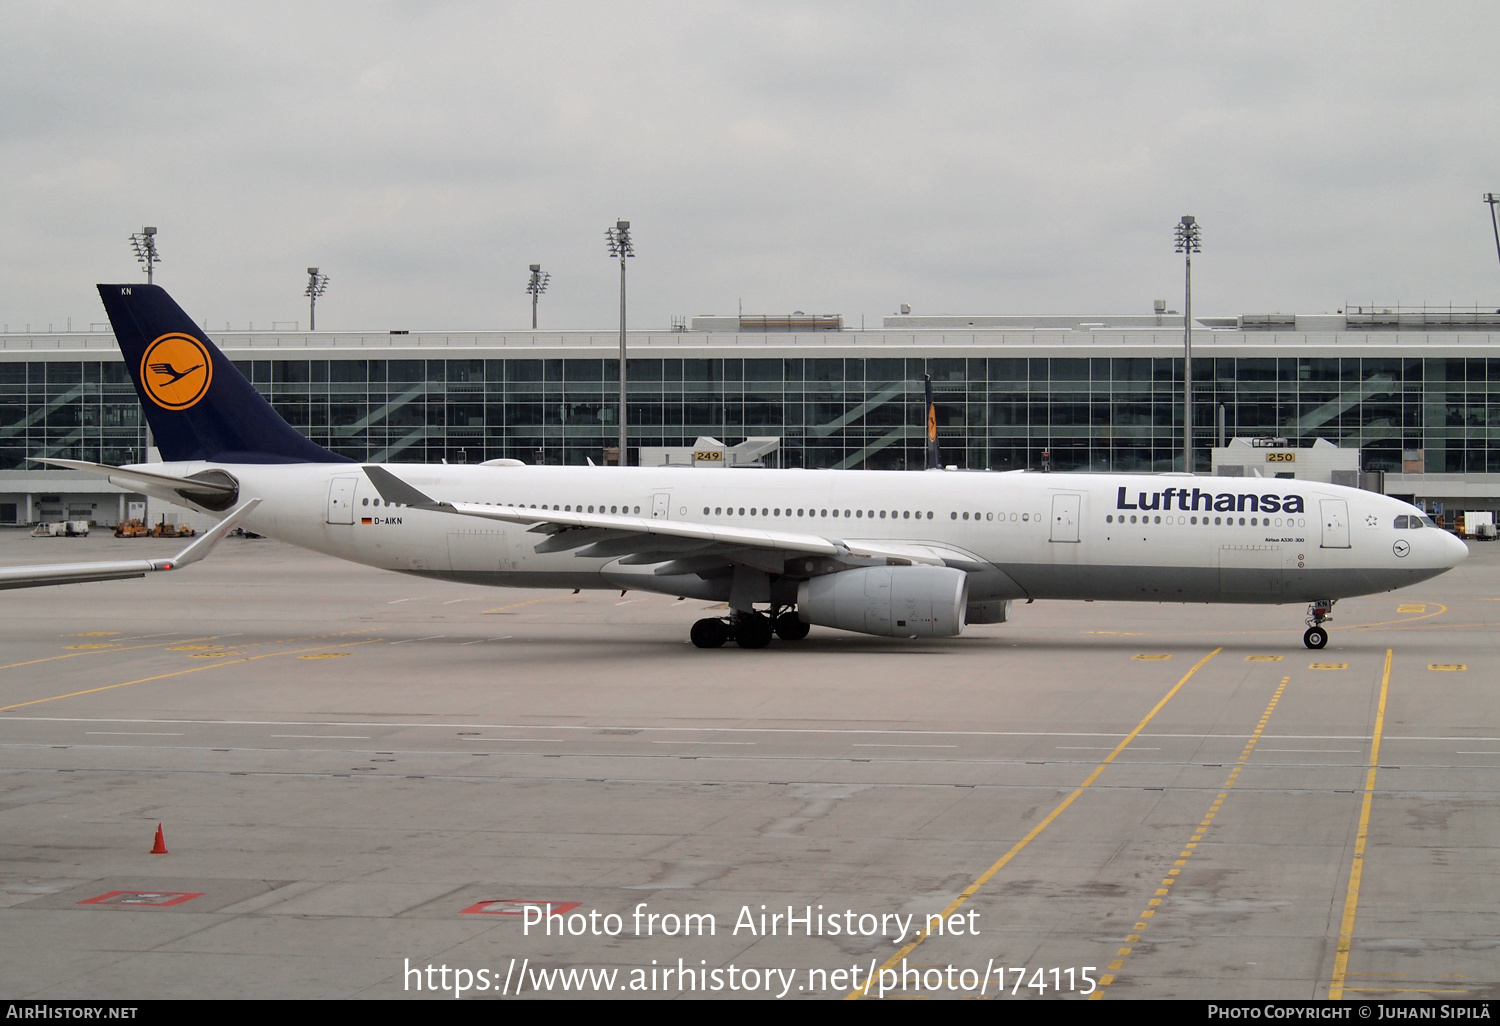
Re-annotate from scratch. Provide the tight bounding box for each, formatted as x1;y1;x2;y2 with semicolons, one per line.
734;613;774;649
1303;625;1328;650
690;618;730;649
774;611;810;641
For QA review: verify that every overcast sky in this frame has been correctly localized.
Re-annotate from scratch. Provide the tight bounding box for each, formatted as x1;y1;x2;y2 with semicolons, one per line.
4;2;1499;333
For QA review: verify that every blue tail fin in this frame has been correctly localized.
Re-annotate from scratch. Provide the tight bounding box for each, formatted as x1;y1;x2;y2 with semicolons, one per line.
97;284;349;464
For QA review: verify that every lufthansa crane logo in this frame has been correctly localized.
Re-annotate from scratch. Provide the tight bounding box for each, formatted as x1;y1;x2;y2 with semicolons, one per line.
140;333;213;410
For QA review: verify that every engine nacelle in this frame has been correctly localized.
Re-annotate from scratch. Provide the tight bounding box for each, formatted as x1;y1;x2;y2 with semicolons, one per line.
797;565;969;638
965;599;1012;624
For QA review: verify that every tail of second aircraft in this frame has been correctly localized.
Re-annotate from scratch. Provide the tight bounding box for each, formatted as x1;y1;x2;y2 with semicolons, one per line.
924;373;942;470
98;284;349;464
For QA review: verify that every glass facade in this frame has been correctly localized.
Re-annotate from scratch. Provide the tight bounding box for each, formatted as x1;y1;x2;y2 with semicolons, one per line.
3;349;1499;474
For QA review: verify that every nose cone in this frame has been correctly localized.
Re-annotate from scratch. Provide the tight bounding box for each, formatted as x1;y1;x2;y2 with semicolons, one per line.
1444;531;1470;567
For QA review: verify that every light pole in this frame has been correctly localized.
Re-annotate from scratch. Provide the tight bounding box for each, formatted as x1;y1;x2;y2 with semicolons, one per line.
1174;215;1202;472
1485;194;1500;277
605;220;635;466
525;263;551;330
305;267;330;330
129;227;160;284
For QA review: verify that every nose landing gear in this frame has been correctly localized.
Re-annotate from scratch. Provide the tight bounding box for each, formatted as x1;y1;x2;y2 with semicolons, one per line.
1303;600;1336;649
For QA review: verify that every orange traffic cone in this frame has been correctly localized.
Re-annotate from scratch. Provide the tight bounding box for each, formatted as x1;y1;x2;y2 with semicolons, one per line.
150;824;168;855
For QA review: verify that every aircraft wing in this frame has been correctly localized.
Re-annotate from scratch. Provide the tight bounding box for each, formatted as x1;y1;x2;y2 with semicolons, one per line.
362;466;976;572
0;499;260;591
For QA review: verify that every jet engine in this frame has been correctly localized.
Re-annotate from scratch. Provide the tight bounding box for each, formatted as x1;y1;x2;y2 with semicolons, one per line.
797;565;969;638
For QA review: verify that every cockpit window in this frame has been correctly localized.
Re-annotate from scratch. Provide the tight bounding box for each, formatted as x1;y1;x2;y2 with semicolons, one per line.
1418;515;1439;528
1394;515;1411;529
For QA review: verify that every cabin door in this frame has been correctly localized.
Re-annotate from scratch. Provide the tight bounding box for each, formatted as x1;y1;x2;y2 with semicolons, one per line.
1319;499;1350;548
326;477;357;525
1050;493;1081;543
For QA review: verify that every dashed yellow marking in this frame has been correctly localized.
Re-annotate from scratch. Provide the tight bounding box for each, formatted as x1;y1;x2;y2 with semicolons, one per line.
0;633;388;713
1087;631;1143;636
167;645;218;651
1310;663;1348;670
299;653;351;660
1132;654;1172;661
848;649;1225;999
1343;988;1469;995
189;652;244;659
1093;673;1290;1000
64;644;116;650
1246;655;1283;662
69;632;119;637
1328;650;1393;1000
1428;664;1466;671
1396;604;1427;613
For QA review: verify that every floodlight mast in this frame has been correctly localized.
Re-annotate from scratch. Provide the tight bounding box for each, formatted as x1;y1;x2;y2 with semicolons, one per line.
605;220;635;465
304;267;330;331
1174;215;1202;472
1485;194;1500;277
129;227;160;284
525;263;551;330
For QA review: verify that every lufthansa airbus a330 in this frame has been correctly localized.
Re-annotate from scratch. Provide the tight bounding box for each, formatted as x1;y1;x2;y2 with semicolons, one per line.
35;284;1468;650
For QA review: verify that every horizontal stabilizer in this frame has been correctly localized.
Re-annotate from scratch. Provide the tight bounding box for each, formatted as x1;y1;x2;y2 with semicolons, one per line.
33;458;238;495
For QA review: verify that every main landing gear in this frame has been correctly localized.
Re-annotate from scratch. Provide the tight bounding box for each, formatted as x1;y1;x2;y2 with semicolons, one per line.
690;607;809;649
1303;599;1336;650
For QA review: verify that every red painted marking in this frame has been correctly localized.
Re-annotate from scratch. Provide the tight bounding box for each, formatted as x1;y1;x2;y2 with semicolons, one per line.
460;899;581;916
78;890;204;907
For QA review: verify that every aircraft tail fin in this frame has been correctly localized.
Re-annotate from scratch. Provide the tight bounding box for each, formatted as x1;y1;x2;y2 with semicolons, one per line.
96;284;349;464
924;373;942;470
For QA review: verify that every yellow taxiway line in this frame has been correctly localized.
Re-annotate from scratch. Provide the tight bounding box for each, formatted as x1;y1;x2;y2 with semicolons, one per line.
846;647;1223;1000
1327;648;1393;1000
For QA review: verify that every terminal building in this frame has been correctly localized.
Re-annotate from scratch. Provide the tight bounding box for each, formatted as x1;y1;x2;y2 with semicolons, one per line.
3;302;1498;525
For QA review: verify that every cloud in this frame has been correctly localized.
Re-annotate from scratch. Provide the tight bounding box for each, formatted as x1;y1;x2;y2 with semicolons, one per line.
2;2;1499;331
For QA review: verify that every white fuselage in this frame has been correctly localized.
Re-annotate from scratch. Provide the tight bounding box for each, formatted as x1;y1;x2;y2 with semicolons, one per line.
134;462;1467;608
